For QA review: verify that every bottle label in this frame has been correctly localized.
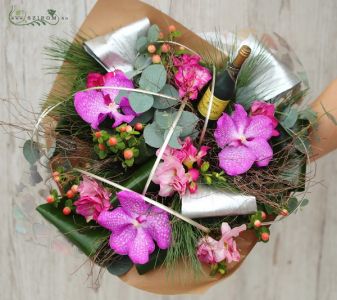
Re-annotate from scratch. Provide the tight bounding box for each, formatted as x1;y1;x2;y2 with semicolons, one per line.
197;88;230;120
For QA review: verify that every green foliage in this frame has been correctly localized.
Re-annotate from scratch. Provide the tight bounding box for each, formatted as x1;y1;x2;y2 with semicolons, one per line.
23;139;41;165
164;197;203;276
147;24;160;43
143;109;199;149
139;64;167;93
36;203;109;257
107;256;133;276
128;92;154;113
136;248;167;275
153;84;179;109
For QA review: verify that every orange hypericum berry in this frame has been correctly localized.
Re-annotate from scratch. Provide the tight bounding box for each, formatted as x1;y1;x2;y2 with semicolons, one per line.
168;24;176;32
108;136;118;146
71;185;78;194
95;131;102;138
161;43;170;53
66;190;75;199
254;220;262;228
134;123;143;131
125;125;133;132
261;211;267;220
123;149;134;160
152;54;161;64
46;195;54;203
54;176;60;183
62;207;71;216
261;232;270;242
280;209;289;217
98;144;106;151
147;44;156;53
119;126;127;132
158;32;164;39
52;171;59;177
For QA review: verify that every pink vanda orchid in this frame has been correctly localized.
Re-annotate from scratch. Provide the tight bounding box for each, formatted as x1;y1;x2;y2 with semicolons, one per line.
97;190;171;264
214;104;274;176
74;71;137;129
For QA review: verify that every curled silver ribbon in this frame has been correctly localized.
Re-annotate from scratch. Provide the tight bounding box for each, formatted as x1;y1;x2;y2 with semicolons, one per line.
182;186;257;218
84;18;150;73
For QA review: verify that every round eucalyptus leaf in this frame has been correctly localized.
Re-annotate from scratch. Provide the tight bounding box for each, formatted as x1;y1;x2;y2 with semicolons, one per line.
128;92;154;113
153;84;179;109
165;126;183;149
136;36;148;52
139;64;167;93
177;111;200;137
107;255;133;276
154;109;174;130
134;54;151;70
115;90;129;104
143;123;164;148
147;24;160;43
130;108;155;125
23;139;41;165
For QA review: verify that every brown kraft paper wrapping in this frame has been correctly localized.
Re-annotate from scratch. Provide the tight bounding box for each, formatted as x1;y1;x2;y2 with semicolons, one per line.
47;0;259;295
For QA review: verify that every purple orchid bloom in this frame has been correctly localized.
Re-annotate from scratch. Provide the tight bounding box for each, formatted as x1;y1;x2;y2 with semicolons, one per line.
74;71;137;129
97;190;172;264
214;104;274;176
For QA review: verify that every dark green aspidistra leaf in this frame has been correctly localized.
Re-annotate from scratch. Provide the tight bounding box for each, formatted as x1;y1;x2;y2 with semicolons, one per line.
36;204;109;257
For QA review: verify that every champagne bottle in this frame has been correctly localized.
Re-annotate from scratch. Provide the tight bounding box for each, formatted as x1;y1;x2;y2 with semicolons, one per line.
197;45;251;121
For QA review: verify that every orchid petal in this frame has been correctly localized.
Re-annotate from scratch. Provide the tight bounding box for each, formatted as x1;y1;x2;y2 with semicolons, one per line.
109;224;137;255
97;208;132;232
145;207;172;249
245;115;273;140
232;104;249;134
218;146;256;176
128;228;155;264
214;113;237;148
117;191;149;218
74;90;110;129
245;138;273;167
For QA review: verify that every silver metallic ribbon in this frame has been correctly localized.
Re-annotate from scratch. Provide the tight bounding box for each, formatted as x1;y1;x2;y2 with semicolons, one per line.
181;186;257;218
84;18;150;73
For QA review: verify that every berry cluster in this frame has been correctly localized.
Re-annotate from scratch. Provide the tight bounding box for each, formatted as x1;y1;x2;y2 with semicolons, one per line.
248;211;270;242
46;184;79;216
93;123;143;168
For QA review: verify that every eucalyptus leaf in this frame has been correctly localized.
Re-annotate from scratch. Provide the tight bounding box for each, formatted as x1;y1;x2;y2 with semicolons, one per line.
147;24;160;43
139;64;167;93
154;109;174;129
165;126;183;148
280;108;299;129
176;111;200;137
300;199;309;207
153;84;179;109
136;36;148;52
287;197;298;213
134;54;151;70
143;123;164;148
130;108;154;125
107;255;133;276
23;139;41;165
128;92;154;113
115;90;129;105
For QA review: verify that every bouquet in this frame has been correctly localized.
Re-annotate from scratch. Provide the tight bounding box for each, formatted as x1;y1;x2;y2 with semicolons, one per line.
17;0;317;295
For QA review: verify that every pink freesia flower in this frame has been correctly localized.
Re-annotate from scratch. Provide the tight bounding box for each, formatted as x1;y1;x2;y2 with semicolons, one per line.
152;156;188;197
251;101;279;136
176;137;210;169
196;236;218;264
173;54;212;100
214;104;274;176
97;190;171;264
73;176;111;222
197;222;246;264
74;70;137;129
